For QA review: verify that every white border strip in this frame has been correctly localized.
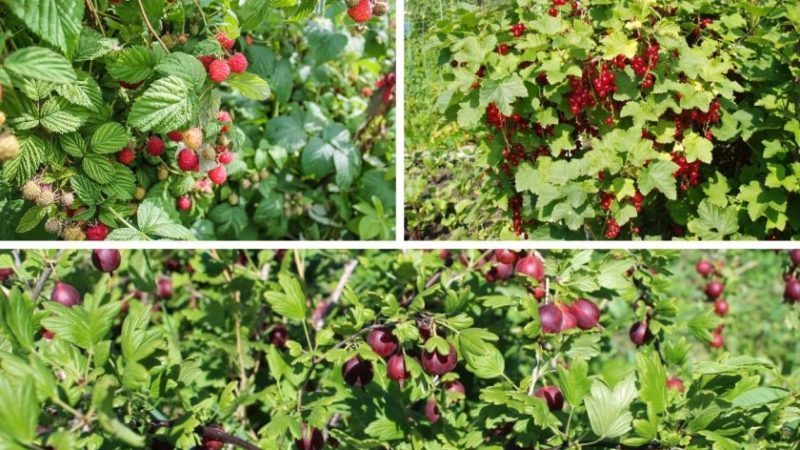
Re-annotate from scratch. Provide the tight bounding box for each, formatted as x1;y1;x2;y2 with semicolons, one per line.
0;240;796;250
395;0;405;243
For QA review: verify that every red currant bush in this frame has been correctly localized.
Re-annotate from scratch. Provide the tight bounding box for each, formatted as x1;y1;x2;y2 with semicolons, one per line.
419;0;799;240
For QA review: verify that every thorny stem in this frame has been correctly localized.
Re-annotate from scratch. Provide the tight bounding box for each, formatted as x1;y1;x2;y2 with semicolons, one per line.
31;249;66;300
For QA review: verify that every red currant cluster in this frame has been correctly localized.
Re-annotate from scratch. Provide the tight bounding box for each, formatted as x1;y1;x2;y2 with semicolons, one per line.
699;17;714;28
599;192;614;211
604;217;620;239
567;75;597;115
502;143;527;167
509;195;524;235
486;103;505;129
510;23;526;38
590;64;617;99
631;190;645;213
497;43;510;55
671;153;701;191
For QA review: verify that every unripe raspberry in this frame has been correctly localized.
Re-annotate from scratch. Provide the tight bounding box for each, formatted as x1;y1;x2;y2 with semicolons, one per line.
22;181;41;201
228;193;238;205
0;131;20;161
86;223;110;241
146;136;165;156
200;145;216;161
217;134;230;147
227;52;248;73
216;32;235;50
208;165;227;185
62;224;85;241
134;186;146;200
118;147;135;165
177;195;192;212
218;151;234;165
241;179;252;189
36;189;56;206
183;128;203;150
178;149;200;171
61;192;75;207
372;1;388;16
259;169;269;180
208;59;231;83
44;218;63;235
158;165;169;180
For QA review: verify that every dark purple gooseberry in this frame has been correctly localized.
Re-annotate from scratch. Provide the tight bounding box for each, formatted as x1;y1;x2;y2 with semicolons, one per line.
51;281;81;307
294;424;324;450
366;327;399;358
629;321;653;346
92;249;121;273
342;357;374;387
421;345;458;375
570;298;600;330
533;385;564;411
538;303;562;334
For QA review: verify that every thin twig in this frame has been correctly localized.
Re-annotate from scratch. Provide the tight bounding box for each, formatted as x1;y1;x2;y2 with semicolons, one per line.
136;0;168;52
312;260;359;330
199;426;260;450
31;250;66;300
84;0;106;36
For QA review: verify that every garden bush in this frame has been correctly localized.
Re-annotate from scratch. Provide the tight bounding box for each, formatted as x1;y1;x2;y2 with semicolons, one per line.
0;0;395;241
0;249;798;448
412;0;799;240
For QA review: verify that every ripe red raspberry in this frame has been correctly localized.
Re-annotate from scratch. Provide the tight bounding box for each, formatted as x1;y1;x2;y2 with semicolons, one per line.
197;55;215;68
167;130;183;142
227;52;248;73
208;165;227;185
117;147;135;165
347;0;373;23
146;136;165;156
218;152;234;165
216;32;235;50
177;195;192;212
208;59;230;83
86;223;109;241
177;149;199;172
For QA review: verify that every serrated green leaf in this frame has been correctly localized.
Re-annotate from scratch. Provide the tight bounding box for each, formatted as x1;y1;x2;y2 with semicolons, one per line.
82;154;115;184
128;76;197;133
91;122;131;154
4;47;76;83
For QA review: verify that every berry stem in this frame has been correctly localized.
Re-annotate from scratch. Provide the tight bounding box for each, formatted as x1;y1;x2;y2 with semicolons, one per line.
136;0;169;52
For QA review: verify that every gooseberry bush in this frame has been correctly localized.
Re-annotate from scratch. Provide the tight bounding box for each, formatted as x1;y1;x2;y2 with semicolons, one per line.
0;0;395;241
426;0;800;240
0;248;798;449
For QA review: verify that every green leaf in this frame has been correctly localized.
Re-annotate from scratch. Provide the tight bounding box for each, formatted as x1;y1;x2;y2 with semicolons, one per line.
479;74;528;116
638;160;679;200
306;24;348;63
226;72;271;100
557;358;592;407
102;164;136;201
208;204;248;235
91;122;131;154
128;76;197;133
364;417;404;441
687;200;739;239
7;0;83;57
136;199;194;240
730;387;789;408
0;377;38;445
70;174;103;205
120;306;162;363
60;133;87;158
154;52;207;90
15;206;47;234
3;135;45;185
39;97;88;133
2;288;36;351
106;46;157;83
265;273;307;321
602;30;638;59
682;132;714;163
301;124;360;187
266;116;306;152
82;154;116;184
584;376;637;440
4;47;76;83
75;28;119;61
636;350;667;415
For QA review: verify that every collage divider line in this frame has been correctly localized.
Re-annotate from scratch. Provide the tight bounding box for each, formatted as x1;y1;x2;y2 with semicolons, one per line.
395;0;406;243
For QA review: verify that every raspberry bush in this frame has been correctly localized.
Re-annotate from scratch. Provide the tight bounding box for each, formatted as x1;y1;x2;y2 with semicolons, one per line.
0;0;395;240
411;0;800;240
0;249;798;448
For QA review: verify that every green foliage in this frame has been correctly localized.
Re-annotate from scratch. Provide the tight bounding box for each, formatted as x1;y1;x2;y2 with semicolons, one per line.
408;0;800;240
0;249;798;449
0;0;395;241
